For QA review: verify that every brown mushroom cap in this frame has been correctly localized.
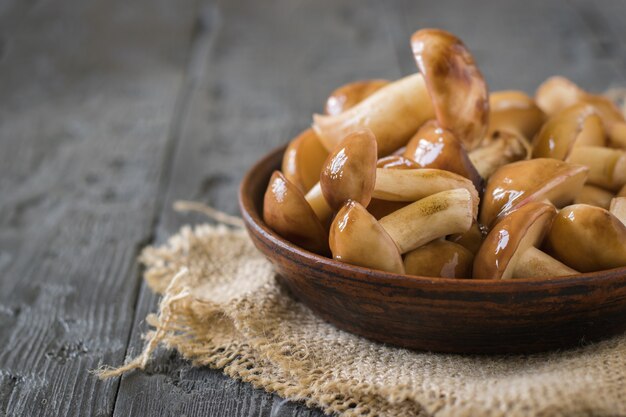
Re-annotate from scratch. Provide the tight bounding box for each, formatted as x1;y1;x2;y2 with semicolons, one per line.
545;204;626;272
473;202;575;279
320;129;378;211
263;171;329;255
411;29;489;150
480;158;588;227
281;128;329;193
324;79;389;116
488;90;546;139
329;200;405;274
403;120;483;189
535;76;587;116
448;220;487;255
313;73;434;156
404;240;473;278
532;103;605;160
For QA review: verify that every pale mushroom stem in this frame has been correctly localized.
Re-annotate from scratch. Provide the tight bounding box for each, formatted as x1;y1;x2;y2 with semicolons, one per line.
610;198;626;226
513;246;578;278
609;122;626;148
468;131;529;179
379;188;474;254
567;146;626;191
304;183;333;222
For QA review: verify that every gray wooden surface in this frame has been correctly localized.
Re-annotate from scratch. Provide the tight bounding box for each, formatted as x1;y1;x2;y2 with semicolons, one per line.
1;0;625;416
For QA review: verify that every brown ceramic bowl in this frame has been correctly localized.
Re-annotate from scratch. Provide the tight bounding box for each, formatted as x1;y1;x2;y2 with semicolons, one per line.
239;145;626;354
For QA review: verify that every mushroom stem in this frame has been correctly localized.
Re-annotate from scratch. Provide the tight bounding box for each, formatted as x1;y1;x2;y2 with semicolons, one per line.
313;73;434;156
609;121;626;149
566;146;626;191
513;246;578;278
379;188;474;253
304;183;332;223
574;185;614;209
373;168;479;217
610;197;626;226
468;130;530;178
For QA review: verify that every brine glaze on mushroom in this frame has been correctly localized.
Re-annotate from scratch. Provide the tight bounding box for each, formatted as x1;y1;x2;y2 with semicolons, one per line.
330;189;474;273
324;79;389;116
473;202;577;279
320;129;378;210
411;29;489;150
480;158;588;227
404;240;474;278
281;128;329;193
403;120;482;189
313;73;435;156
546;204;626;272
263;171;329;255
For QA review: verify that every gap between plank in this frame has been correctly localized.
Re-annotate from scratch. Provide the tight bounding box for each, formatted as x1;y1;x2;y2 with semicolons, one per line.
109;1;221;415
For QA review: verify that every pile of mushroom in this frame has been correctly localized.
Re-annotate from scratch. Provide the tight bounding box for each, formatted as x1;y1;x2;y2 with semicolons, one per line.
263;28;626;279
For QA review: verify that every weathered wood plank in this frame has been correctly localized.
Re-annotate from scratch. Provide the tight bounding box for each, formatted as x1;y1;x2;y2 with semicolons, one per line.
113;0;401;415
0;1;197;416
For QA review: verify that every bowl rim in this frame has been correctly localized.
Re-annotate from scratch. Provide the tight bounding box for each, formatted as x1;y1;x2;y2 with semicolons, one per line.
239;144;626;288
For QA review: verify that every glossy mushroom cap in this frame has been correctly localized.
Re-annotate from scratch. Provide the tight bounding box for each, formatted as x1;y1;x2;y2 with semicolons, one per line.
574;185;614;209
263;171;329;255
480;158;588;227
281;128;329;193
320;129;378;211
404;240;473;278
473;202;571;279
403;120;483;189
488;90;546;139
546;204;626;272
532;103;605;160
448;221;486;254
411;28;489;150
535;76;587;116
329;200;405;274
325;79;389;116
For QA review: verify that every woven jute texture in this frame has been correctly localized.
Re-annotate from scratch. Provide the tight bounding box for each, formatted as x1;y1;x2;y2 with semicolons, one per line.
100;222;626;417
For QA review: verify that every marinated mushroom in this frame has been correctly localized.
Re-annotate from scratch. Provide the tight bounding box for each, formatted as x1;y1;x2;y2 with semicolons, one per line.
488;90;547;139
404;240;474;278
282;128;329;193
574;185;614;209
312;73;434;156
448;221;486;255
468;130;530;179
480;158;588;227
320;129;378;210
473;202;577;279
545;204;626;272
373;167;479;217
329;189;474;273
535;76;626;148
324;79;389;116
609;197;626;226
263;171;330;255
403;120;483;189
566;146;626;191
411;29;489;150
532;103;605;160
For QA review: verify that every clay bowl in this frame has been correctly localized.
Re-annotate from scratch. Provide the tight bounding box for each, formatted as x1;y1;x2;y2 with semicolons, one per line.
239;145;626;354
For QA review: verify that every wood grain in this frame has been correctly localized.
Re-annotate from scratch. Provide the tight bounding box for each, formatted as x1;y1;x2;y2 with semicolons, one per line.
2;0;626;415
0;0;196;416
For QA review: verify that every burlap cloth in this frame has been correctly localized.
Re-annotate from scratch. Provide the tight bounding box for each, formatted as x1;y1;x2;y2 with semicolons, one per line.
98;208;626;416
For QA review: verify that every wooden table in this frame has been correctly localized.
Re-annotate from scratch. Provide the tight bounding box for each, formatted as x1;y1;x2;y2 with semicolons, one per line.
1;0;625;415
